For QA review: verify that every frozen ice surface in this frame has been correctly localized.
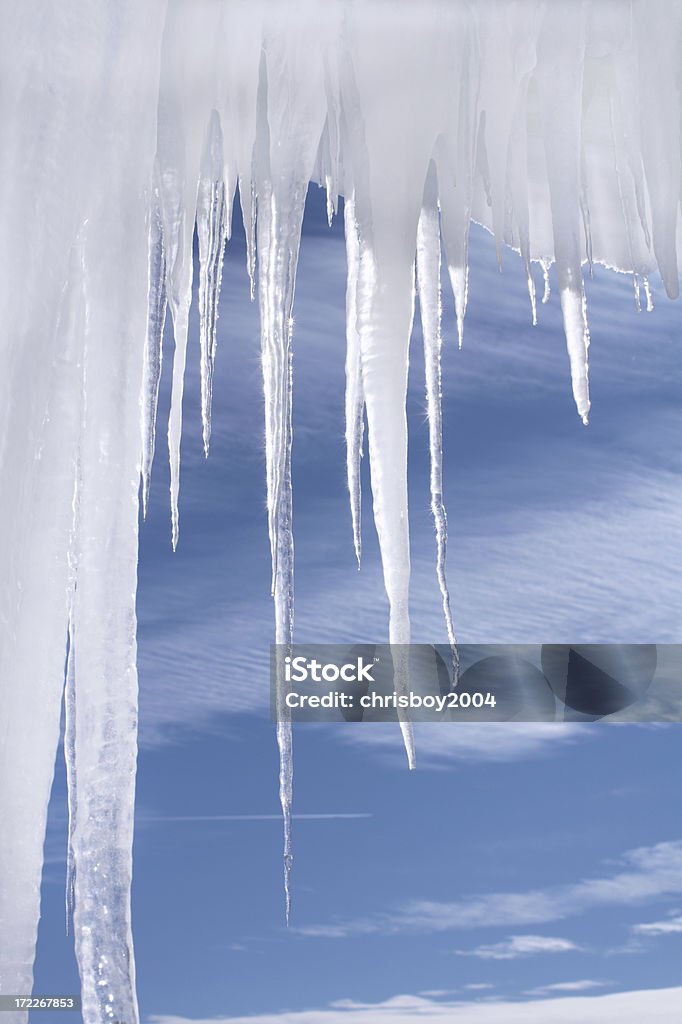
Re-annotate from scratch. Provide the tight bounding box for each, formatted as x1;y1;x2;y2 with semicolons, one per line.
1;2;682;1020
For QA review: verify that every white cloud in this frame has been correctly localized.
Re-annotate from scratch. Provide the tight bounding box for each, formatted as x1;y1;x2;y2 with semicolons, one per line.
136;813;372;824
295;839;682;938
147;986;682;1024
416;990;460;999
341;722;588;768
525;980;609;997
632;915;682;937
456;934;582;960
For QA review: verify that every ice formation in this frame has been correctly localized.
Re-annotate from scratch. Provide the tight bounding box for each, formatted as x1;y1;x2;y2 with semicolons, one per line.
1;1;681;1021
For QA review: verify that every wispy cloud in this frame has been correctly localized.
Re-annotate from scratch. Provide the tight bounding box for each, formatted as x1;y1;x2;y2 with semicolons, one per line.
524;980;609;997
136;813;372;824
632;915;682;937
147;986;682;1024
135;222;682;750
294;839;682;938
341;722;588;768
456;934;582;960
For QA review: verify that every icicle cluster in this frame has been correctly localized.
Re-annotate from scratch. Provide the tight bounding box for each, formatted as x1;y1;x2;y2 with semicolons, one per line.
1;2;681;1021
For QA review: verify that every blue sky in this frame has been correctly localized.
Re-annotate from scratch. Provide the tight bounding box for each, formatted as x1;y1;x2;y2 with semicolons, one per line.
34;190;681;1021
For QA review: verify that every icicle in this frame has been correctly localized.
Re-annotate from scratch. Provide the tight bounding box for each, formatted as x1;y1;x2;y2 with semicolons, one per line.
166;268;192;549
436;18;478;350
559;284;591;425
540;258;551;304
257;178;299;915
476;112;494;214
442;219;469;349
608;90;651;316
240;177;258;301
258;182;297;920
278;710;294;926
69;253;148;1024
527;270;538;326
197;111;231;458
344;195;364;569
324;66;342;225
315;121;339;227
157;0;225;548
536;4;590;424
507;94;537;324
158;103;202;550
338;9;428;769
255;10;329;918
64;621;77;935
497;7;539;325
140;171;167;517
65;415;82;939
580;174;594;277
643;276;654;312
416;166;459;679
9;6;682;1015
633;2;680;298
634;178;652;253
347;218;417;770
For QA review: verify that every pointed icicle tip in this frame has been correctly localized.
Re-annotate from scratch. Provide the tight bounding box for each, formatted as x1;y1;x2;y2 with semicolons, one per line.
527;274;537;327
456;313;464;350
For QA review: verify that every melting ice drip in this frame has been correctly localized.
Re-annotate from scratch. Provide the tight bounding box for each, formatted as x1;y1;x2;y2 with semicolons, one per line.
1;2;680;1022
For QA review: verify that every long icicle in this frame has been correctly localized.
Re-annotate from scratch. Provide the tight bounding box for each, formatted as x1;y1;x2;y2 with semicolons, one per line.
140;166;167;517
64;618;77;935
197;111;231;458
258;180;305;924
166;222;195;550
416;165;459;680
352;221;416;770
344;194;364;569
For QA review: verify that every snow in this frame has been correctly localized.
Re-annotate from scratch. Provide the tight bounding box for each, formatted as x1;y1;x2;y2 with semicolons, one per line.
1;2;681;1021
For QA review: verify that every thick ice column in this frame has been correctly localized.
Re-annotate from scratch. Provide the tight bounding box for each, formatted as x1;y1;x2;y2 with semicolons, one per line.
0;240;87;1018
65;9;163;1024
0;4;163;1022
256;8;329;919
69;204;149;1024
0;37;93;983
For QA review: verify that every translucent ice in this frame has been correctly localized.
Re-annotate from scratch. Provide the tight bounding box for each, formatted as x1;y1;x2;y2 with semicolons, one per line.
1;3;682;1021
